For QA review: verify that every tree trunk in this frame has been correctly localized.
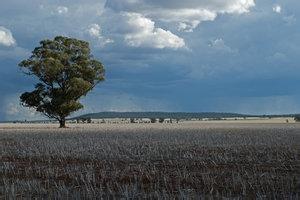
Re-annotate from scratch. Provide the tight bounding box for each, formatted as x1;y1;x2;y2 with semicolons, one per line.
59;118;66;128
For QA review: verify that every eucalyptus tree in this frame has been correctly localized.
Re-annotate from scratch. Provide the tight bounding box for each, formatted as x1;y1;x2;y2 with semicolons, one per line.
19;36;105;127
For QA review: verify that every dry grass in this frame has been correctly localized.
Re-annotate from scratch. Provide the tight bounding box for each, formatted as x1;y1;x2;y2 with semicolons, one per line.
0;123;299;199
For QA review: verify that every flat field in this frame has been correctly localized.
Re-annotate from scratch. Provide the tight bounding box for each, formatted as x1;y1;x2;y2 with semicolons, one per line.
0;123;299;199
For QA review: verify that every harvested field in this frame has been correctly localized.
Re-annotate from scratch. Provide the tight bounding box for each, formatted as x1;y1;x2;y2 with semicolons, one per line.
0;123;300;199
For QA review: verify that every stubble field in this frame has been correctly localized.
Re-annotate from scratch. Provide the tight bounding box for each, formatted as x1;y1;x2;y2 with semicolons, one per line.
0;123;299;199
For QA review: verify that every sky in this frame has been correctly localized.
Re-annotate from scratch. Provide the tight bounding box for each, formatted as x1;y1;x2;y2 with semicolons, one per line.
0;0;299;120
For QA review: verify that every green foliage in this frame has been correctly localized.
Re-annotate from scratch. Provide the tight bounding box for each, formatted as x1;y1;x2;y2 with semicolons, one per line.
158;118;164;123
19;36;105;127
150;118;156;123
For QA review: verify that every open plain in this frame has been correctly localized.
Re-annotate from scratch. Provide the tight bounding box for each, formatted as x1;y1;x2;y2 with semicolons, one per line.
0;122;299;199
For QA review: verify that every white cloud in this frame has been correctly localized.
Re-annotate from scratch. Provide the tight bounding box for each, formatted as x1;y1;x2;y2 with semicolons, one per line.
209;38;226;49
209;38;237;53
0;47;30;60
283;15;296;25
87;23;114;46
0;26;16;47
6;103;19;116
151;8;217;32
223;0;255;14
88;24;101;37
123;12;185;49
178;21;199;33
272;5;281;13
266;52;287;63
56;6;68;14
106;0;255;32
4;96;42;121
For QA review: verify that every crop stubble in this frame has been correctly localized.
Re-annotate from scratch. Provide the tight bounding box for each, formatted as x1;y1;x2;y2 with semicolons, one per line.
0;123;299;199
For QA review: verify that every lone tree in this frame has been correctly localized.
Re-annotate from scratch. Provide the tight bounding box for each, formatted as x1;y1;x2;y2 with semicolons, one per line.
19;36;105;128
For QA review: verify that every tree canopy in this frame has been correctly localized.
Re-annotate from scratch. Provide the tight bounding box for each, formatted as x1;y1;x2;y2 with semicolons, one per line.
19;36;105;127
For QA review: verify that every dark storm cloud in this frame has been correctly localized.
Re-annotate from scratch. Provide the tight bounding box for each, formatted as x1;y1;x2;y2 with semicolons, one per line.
0;0;299;120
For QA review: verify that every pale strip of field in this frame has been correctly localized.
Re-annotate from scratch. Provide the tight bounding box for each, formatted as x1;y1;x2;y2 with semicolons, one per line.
184;117;296;124
0;118;299;131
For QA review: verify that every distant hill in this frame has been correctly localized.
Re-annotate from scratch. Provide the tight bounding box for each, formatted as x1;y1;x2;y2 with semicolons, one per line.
1;112;298;123
74;112;251;120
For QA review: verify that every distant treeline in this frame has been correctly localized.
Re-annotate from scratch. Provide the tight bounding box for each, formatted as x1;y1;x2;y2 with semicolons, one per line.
1;112;299;124
74;112;300;120
75;112;250;120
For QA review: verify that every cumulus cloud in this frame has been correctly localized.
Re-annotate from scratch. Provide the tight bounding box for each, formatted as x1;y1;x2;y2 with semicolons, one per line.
87;23;114;46
209;38;225;49
4;97;42;121
209;38;237;53
178;21;200;33
0;26;16;46
56;6;68;14
152;8;217;32
283;15;296;25
123;12;185;49
222;0;255;14
6;103;19;116
106;0;255;32
271;5;296;25
0;47;30;60
88;23;101;37
272;5;281;13
106;0;255;14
